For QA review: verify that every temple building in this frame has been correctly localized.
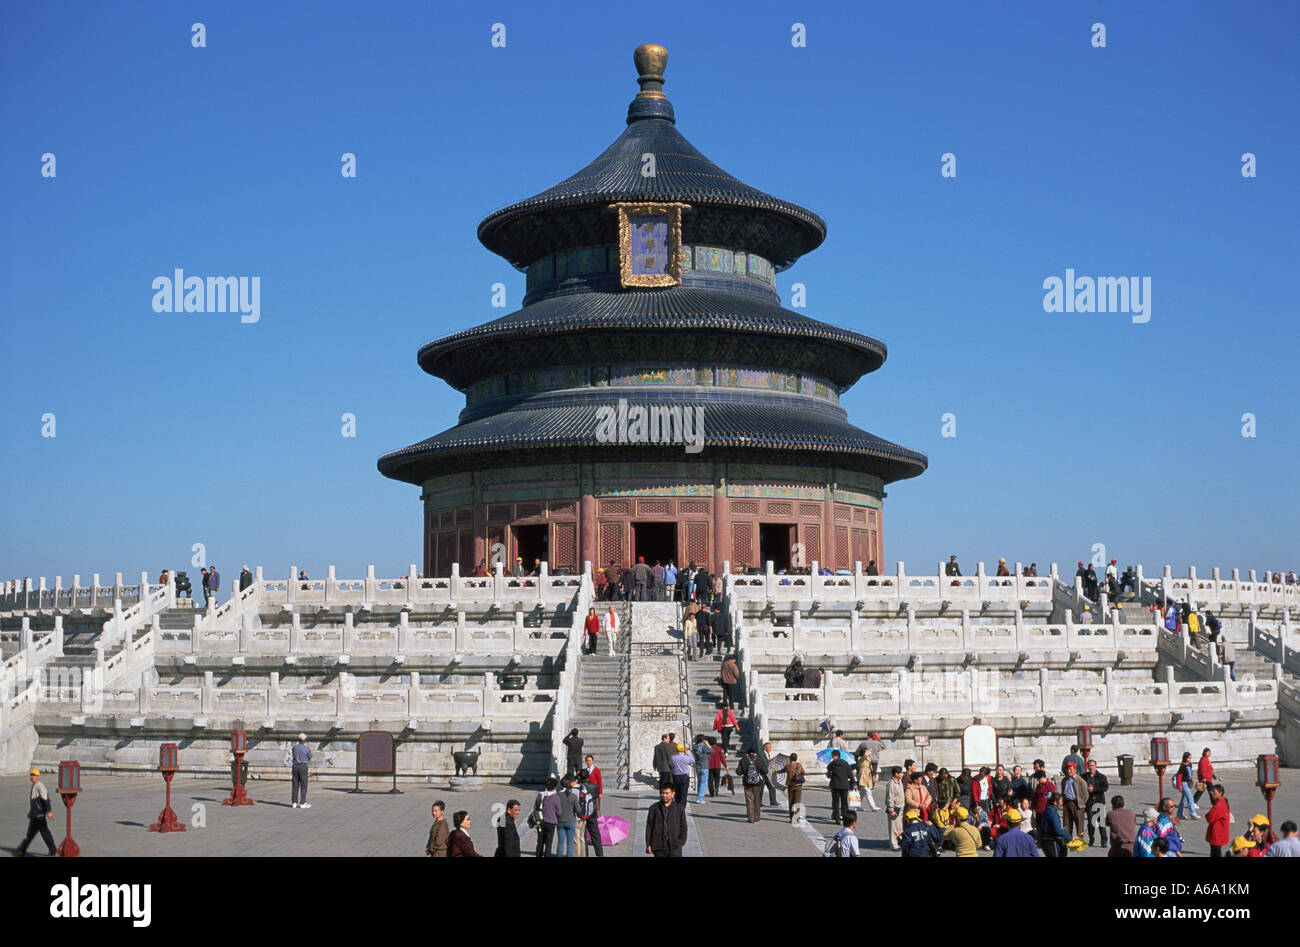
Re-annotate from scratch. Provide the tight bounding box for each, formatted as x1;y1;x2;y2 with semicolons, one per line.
379;44;926;576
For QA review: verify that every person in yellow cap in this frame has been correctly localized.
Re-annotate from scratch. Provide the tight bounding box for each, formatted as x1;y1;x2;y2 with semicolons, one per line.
669;741;693;806
899;807;942;856
996;558;1010;577
1229;835;1256;856
1248;814;1276;855
15;768;57;857
994;806;1039;857
945;805;982;856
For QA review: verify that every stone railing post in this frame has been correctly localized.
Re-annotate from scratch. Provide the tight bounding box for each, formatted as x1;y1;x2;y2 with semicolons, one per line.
365;564;377;604
337;671;350;718
288;566;298;604
408;670;421;717
897;668;912;716
52;614;64;657
289;612;300;654
1038;667;1049;713
326;565;336;604
905;604;917;653
1166;666;1177;711
407;564;418;608
1103;667;1115;712
20;616;32;653
456;611;468;652
342;610;354;655
765;560;775;600
961;608;974;652
397;610;410;655
202;670;215;715
791;609;802;653
268;671;281;716
91;573;101;608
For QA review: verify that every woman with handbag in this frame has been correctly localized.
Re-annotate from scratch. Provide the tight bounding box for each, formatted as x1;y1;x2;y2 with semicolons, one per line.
1195;748;1214;803
786;753;806;823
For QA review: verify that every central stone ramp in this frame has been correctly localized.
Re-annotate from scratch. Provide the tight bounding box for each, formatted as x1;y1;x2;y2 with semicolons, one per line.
626;602;691;787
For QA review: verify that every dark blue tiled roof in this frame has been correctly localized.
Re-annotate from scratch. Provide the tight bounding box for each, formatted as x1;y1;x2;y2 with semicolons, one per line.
477;111;826;269
418;286;887;390
377;398;927;486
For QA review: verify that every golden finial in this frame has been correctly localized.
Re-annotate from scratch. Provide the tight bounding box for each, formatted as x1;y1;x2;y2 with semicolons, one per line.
633;43;668;98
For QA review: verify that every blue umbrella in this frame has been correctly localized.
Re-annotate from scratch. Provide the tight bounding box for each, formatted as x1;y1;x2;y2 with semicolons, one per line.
817;747;853;766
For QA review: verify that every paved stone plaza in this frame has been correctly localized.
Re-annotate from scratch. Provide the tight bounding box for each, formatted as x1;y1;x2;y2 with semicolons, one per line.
4;767;1296;858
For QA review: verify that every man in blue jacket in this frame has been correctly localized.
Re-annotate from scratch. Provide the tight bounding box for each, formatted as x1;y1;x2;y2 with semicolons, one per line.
899;808;942;857
994;807;1039;856
1038;792;1068;857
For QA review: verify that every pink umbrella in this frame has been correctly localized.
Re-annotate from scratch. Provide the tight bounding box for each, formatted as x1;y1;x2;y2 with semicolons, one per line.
596;815;630;846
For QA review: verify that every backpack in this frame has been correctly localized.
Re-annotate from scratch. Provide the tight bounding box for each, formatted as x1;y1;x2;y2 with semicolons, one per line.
741;759;764;786
822;828;849;857
575;785;595;819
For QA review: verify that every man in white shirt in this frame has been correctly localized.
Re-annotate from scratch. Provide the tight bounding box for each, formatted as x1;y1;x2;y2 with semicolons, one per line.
1266;820;1300;856
833;811;860;856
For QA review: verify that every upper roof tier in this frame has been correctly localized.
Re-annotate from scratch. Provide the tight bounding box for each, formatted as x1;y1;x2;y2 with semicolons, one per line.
477;44;827;271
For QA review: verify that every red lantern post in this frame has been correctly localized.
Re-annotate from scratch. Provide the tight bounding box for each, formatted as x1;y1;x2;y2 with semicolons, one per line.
148;742;186;833
56;761;81;857
1256;754;1280;827
223;729;254;807
1076;726;1094;767
1150;736;1169;806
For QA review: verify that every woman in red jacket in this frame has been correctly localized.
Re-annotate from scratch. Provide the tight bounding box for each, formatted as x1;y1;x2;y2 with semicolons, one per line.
583;607;601;655
1195;748;1214;804
707;739;730;796
1033;770;1056;816
447;810;482;857
713;705;738;753
1204;785;1231;857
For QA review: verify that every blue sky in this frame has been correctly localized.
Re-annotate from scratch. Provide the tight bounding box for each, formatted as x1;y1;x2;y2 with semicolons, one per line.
2;0;1296;583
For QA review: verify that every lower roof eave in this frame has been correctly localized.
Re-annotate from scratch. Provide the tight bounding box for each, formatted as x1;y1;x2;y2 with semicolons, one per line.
377;440;927;488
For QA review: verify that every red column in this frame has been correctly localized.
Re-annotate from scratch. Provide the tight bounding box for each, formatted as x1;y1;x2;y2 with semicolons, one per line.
822;478;836;569
580;493;597;570
876;504;885;570
712;462;728;572
472;472;488;567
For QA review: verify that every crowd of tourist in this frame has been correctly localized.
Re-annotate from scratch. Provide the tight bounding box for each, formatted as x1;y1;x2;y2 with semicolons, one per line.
593;558;723;605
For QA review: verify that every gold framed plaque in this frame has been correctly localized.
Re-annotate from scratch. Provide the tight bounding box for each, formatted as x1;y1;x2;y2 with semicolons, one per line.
961;724;998;768
611;202;689;288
